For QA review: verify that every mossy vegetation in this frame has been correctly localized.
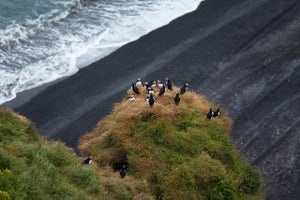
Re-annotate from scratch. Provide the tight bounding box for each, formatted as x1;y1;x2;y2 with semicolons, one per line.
79;86;263;199
0;109;108;199
0;85;263;199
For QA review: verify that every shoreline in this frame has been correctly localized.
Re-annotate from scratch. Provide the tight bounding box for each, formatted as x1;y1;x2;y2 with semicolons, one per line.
0;1;202;109
2;77;67;110
1;0;300;199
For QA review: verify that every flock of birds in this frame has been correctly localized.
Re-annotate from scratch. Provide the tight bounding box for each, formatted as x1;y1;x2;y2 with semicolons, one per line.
128;77;190;107
81;77;221;178
129;77;221;120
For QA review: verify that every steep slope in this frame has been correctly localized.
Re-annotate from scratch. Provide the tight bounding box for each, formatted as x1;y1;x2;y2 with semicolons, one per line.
3;0;300;199
0;109;108;199
78;87;262;199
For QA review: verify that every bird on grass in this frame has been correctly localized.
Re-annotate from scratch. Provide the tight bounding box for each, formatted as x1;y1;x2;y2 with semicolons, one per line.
82;156;92;165
131;82;140;94
145;95;150;102
150;80;157;88
158;85;165;96
147;87;154;95
157;80;164;88
165;77;173;90
135;78;142;87
174;92;180;105
149;93;154;107
120;165;126;178
143;81;149;89
128;95;135;101
206;107;214;119
180;83;189;95
213;108;220;117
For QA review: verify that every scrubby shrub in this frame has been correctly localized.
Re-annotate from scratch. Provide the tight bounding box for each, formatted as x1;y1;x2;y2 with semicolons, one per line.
0;149;11;170
238;165;262;195
0;191;10;200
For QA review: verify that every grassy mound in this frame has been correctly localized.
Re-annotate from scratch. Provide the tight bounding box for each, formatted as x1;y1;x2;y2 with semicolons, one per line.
79;86;263;199
0;109;109;199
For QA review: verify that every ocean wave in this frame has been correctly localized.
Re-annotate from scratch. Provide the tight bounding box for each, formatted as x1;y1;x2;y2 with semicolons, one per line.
0;0;88;50
0;0;202;105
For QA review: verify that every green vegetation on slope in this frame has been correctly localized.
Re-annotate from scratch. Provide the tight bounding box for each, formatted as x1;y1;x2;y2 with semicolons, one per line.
79;86;263;199
0;85;263;200
0;109;108;200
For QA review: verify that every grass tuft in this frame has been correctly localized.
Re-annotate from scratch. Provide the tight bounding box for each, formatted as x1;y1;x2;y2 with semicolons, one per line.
0;108;109;199
79;86;263;199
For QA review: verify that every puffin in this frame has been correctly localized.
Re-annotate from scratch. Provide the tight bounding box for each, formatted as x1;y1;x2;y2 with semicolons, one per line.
158;85;165;96
150;80;157;88
180;83;189;95
147;87;154;95
174;92;180;105
82;156;92;165
148;93;154;107
145;95;150;102
165;77;173;90
206;107;214;119
128;95;135;101
131;82;140;94
157;80;164;88
143;81;149;89
119;165;126;178
135;78;142;87
213;108;220;117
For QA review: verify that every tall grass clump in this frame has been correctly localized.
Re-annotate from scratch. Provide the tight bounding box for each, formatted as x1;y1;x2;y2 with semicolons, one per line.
0;109;109;199
79;86;263;199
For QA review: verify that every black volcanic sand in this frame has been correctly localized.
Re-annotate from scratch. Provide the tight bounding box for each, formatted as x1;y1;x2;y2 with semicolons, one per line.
2;0;300;199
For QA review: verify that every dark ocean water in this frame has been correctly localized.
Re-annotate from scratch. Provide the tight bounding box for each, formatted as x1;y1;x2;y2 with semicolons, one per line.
0;0;201;104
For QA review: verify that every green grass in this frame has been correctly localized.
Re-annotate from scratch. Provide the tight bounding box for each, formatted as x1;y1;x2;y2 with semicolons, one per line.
79;87;263;199
0;109;109;200
0;85;264;199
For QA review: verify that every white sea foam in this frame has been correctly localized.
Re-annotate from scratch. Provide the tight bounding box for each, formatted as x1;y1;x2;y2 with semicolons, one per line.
0;0;202;105
0;0;85;49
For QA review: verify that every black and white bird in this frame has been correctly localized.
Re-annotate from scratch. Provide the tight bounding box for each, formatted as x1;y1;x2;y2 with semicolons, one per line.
143;81;149;89
119;165;126;178
145;95;150;102
206;107;214;119
158;85;165;96
82;156;92;165
147;87;154;95
157;80;164;88
131;82;140;94
150;80;157;88
128;95;135;101
135;78;142;87
180;83;189;95
174;92;180;105
165;77;173;90
213;108;220;117
148;93;154;107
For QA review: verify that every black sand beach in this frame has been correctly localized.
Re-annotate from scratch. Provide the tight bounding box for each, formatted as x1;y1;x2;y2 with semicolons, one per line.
3;0;300;199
